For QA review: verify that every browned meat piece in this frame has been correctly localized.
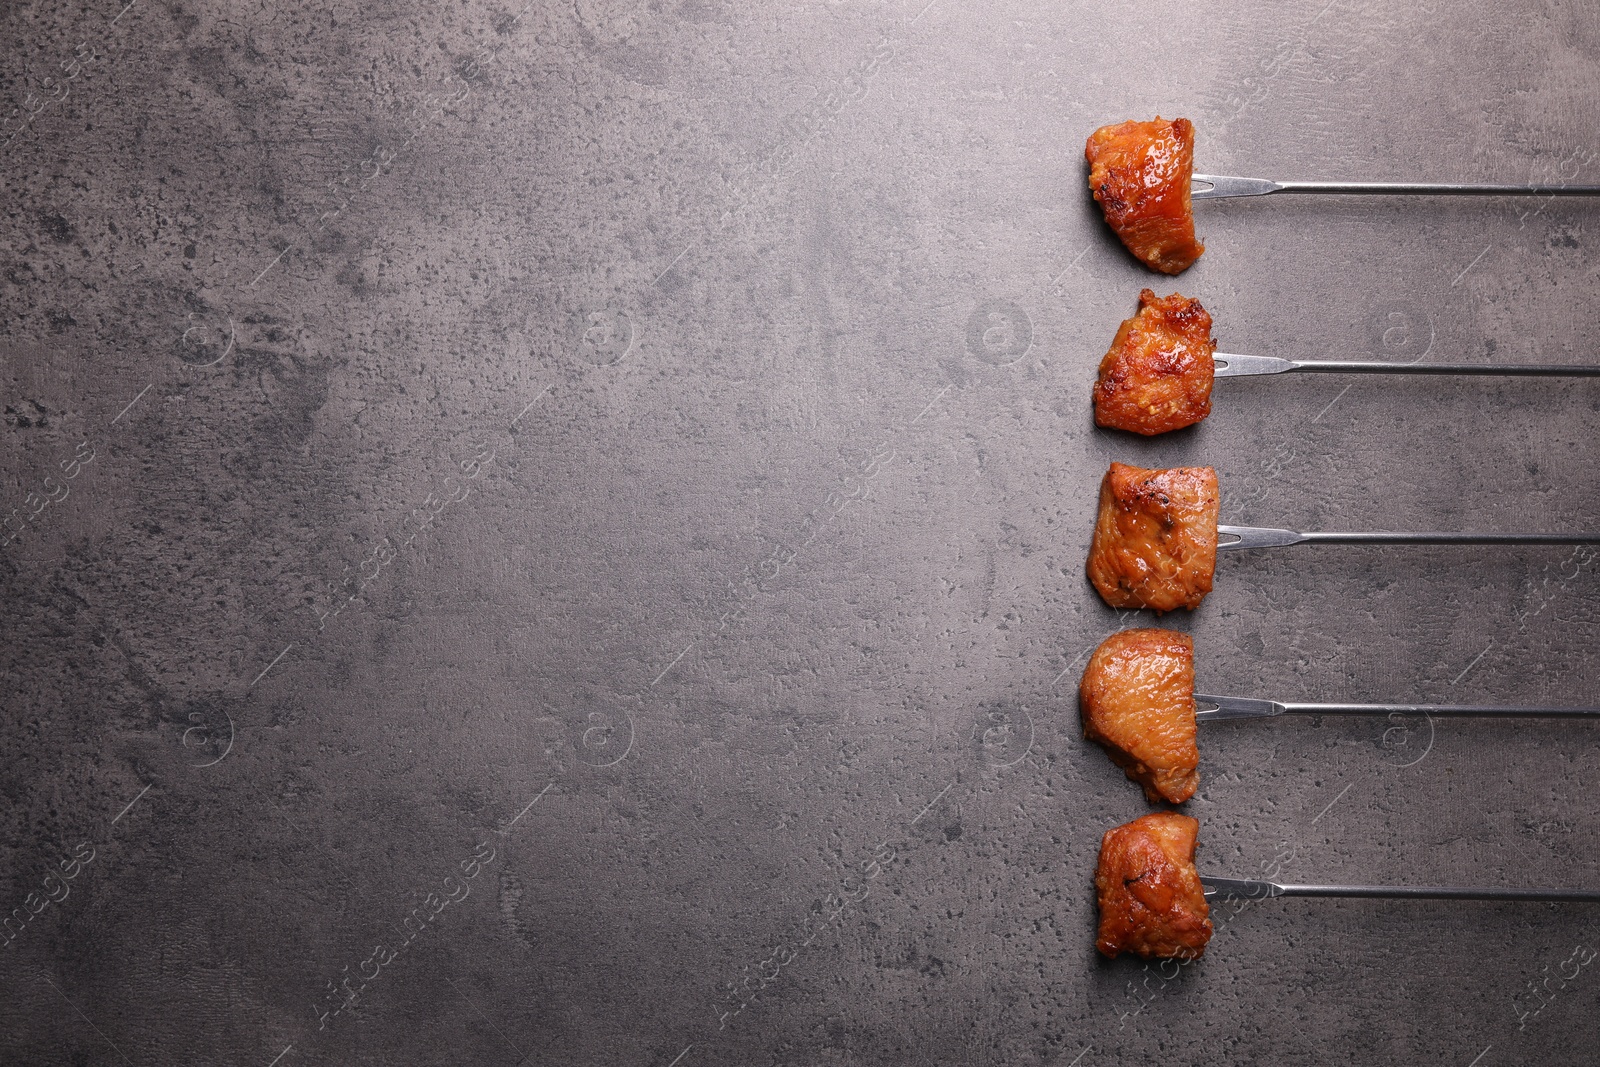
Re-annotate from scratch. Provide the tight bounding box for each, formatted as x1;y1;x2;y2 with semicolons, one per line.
1086;462;1218;613
1080;629;1199;804
1093;289;1216;436
1085;117;1205;274
1095;812;1213;960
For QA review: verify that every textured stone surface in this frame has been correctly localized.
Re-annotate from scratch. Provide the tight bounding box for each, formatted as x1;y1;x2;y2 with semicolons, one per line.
2;1;1597;1064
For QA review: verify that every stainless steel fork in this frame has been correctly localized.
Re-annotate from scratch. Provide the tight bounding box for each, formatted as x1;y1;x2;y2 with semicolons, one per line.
1216;525;1600;551
1192;174;1600;199
1213;351;1600;378
1203;877;1600;902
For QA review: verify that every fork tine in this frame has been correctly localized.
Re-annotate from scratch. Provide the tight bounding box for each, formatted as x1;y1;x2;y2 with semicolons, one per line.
1190;173;1282;199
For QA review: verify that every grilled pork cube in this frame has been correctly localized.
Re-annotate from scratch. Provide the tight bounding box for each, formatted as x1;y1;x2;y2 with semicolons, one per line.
1086;462;1218;613
1080;628;1199;804
1095;811;1213;960
1085;117;1206;275
1094;289;1216;436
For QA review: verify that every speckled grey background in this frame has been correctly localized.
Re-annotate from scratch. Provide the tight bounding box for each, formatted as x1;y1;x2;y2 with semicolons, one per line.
2;0;1596;1064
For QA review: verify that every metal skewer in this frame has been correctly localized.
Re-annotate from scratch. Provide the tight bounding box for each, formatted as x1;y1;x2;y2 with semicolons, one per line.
1194;694;1600;722
1202;876;1600;902
1192;174;1600;200
1213;352;1600;379
1217;525;1600;551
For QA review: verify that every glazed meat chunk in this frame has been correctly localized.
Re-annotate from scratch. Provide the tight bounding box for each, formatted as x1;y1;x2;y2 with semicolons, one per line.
1080;629;1199;804
1085;117;1205;275
1095;812;1213;960
1093;289;1216;436
1086;462;1219;613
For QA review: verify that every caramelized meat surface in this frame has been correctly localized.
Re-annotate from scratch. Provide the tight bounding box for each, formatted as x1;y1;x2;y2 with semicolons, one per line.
1086;462;1218;613
1095;812;1213;960
1080;629;1199;804
1093;289;1216;436
1085;117;1205;275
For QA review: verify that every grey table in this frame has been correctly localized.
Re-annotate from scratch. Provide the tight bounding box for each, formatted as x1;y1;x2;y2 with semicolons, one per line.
2;1;1596;1064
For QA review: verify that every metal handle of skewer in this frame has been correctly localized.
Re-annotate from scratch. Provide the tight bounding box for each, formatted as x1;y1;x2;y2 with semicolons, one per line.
1203;877;1600;903
1193;174;1600;200
1217;525;1600;551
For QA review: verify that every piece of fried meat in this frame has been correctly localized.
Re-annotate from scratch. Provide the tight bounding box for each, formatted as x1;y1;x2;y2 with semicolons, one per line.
1080;628;1199;804
1085;117;1205;275
1086;462;1218;613
1093;289;1216;436
1095;811;1213;960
